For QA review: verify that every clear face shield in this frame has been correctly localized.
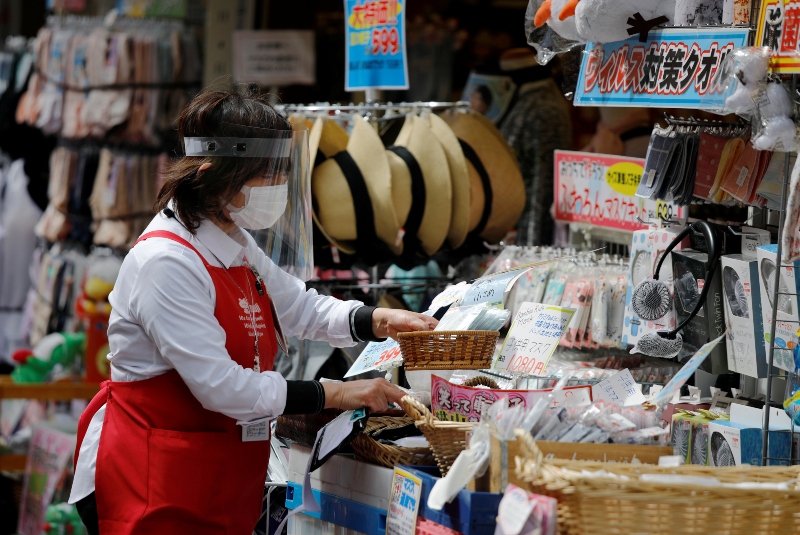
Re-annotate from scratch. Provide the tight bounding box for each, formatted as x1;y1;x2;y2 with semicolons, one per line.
184;122;314;281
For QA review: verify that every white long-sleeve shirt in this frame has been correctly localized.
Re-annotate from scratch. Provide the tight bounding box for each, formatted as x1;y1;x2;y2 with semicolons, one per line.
69;211;361;503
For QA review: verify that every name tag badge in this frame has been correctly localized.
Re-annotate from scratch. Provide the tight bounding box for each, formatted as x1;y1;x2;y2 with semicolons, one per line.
241;420;271;442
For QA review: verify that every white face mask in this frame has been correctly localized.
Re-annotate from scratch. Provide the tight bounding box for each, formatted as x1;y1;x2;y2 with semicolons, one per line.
227;183;288;230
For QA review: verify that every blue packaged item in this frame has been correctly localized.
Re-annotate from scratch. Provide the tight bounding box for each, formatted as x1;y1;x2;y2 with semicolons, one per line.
285;482;387;535
707;419;792;466
400;466;502;535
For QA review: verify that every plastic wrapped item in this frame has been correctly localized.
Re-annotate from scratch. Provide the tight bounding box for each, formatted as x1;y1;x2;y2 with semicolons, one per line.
751;80;799;152
723;47;771;116
525;0;583;66
435;304;511;332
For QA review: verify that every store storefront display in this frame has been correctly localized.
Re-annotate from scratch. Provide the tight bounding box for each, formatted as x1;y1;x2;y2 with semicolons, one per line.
5;0;800;533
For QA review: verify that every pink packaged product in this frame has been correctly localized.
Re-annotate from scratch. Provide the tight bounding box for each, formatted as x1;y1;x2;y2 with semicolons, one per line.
494;484;557;535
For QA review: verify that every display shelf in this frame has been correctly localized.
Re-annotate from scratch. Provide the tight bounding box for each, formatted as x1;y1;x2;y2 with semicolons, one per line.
0;377;100;401
0;378;100;471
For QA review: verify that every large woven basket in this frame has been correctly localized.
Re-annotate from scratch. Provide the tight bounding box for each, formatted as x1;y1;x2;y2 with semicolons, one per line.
514;430;800;535
401;395;476;476
397;330;499;370
351;416;436;468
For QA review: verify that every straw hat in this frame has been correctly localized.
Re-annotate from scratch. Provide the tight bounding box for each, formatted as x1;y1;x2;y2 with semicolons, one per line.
423;112;471;249
386;114;453;257
442;109;525;243
312;116;403;256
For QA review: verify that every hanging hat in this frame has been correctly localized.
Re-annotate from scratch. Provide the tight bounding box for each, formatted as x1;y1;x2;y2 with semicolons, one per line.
442;109;525;244
309;116;349;169
423;111;471;249
312;116;403;257
386;114;452;257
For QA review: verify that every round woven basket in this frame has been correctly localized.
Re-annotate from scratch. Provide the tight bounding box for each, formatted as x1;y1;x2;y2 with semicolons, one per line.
401;395;476;476
397;330;499;370
351;416;436;468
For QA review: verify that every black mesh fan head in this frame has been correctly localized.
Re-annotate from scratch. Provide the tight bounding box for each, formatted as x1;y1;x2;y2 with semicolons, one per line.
710;432;736;467
674;262;701;314
692;425;708;465
631;332;683;358
723;266;748;318
632;278;672;321
673;420;691;460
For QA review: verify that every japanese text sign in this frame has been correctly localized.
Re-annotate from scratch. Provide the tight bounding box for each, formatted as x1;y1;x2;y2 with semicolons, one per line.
493;303;575;375
591;369;646;407
554;150;686;232
575;28;749;108
18;426;75;535
344;0;409;90
431;375;592;422
233;31;316;86
387;467;422;535
756;0;800;73
344;338;402;377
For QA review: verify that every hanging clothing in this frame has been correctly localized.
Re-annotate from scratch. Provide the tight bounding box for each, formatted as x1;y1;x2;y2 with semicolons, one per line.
0;159;42;363
69;210;361;508
499;79;572;247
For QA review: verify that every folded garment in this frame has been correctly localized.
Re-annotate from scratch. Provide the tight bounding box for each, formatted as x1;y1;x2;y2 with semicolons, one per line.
709;137;745;202
720;141;759;202
693;132;731;200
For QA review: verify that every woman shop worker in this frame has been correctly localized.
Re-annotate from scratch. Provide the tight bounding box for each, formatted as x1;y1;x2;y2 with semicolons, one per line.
68;88;437;535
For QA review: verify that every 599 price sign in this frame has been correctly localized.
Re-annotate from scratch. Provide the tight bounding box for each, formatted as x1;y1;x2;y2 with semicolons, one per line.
345;0;409;90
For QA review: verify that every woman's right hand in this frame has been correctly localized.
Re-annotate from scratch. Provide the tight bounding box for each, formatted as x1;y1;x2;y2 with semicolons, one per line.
321;379;405;412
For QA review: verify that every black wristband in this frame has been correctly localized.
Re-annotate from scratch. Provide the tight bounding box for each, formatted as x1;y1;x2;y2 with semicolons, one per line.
284;380;325;415
354;305;386;342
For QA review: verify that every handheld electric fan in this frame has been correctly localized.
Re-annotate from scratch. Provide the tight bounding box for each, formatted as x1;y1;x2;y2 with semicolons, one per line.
631;221;721;358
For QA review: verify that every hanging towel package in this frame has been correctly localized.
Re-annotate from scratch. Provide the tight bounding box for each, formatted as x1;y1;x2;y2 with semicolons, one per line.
637;126;682;199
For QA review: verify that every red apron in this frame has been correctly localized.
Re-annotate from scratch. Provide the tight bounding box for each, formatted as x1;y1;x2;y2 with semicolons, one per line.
74;230;278;535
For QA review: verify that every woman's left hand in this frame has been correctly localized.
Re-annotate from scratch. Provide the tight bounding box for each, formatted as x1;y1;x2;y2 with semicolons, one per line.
372;308;438;340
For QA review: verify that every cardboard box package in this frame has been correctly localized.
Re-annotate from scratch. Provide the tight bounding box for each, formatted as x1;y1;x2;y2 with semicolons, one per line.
756;244;800;373
707;405;793;467
623;229;687;346
671;249;728;374
721;255;767;377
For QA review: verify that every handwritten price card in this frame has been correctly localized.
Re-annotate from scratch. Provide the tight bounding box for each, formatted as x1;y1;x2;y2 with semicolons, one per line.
344;339;402;378
387;467;422;535
493;302;575;375
462;268;530;309
591;369;646;407
554;150;686;232
344;0;409;90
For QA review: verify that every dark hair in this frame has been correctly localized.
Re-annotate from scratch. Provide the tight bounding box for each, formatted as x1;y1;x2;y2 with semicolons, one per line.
476;85;493;107
155;85;291;233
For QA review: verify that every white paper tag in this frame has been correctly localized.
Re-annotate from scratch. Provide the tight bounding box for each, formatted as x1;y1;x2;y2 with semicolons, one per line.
498;485;537;535
735;166;749;186
591;369;646;407
646;168;656;187
241;420;270;442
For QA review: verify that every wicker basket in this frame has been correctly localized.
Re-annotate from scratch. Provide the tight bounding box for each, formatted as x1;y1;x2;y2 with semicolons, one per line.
514;430;800;535
351;416;436;468
401;395;476;476
275;410;341;447
398;330;499;370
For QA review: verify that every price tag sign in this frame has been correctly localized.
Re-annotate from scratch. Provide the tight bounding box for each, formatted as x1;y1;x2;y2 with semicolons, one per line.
344;339;402;378
493;303;575;375
462;269;530;309
344;0;409;90
591;369;646;407
651;332;726;407
387;467;422;535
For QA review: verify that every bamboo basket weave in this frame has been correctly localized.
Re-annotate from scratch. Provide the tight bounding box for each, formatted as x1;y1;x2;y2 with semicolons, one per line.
351;416;436;468
398;330;499;370
513;430;800;535
401;395;476;476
